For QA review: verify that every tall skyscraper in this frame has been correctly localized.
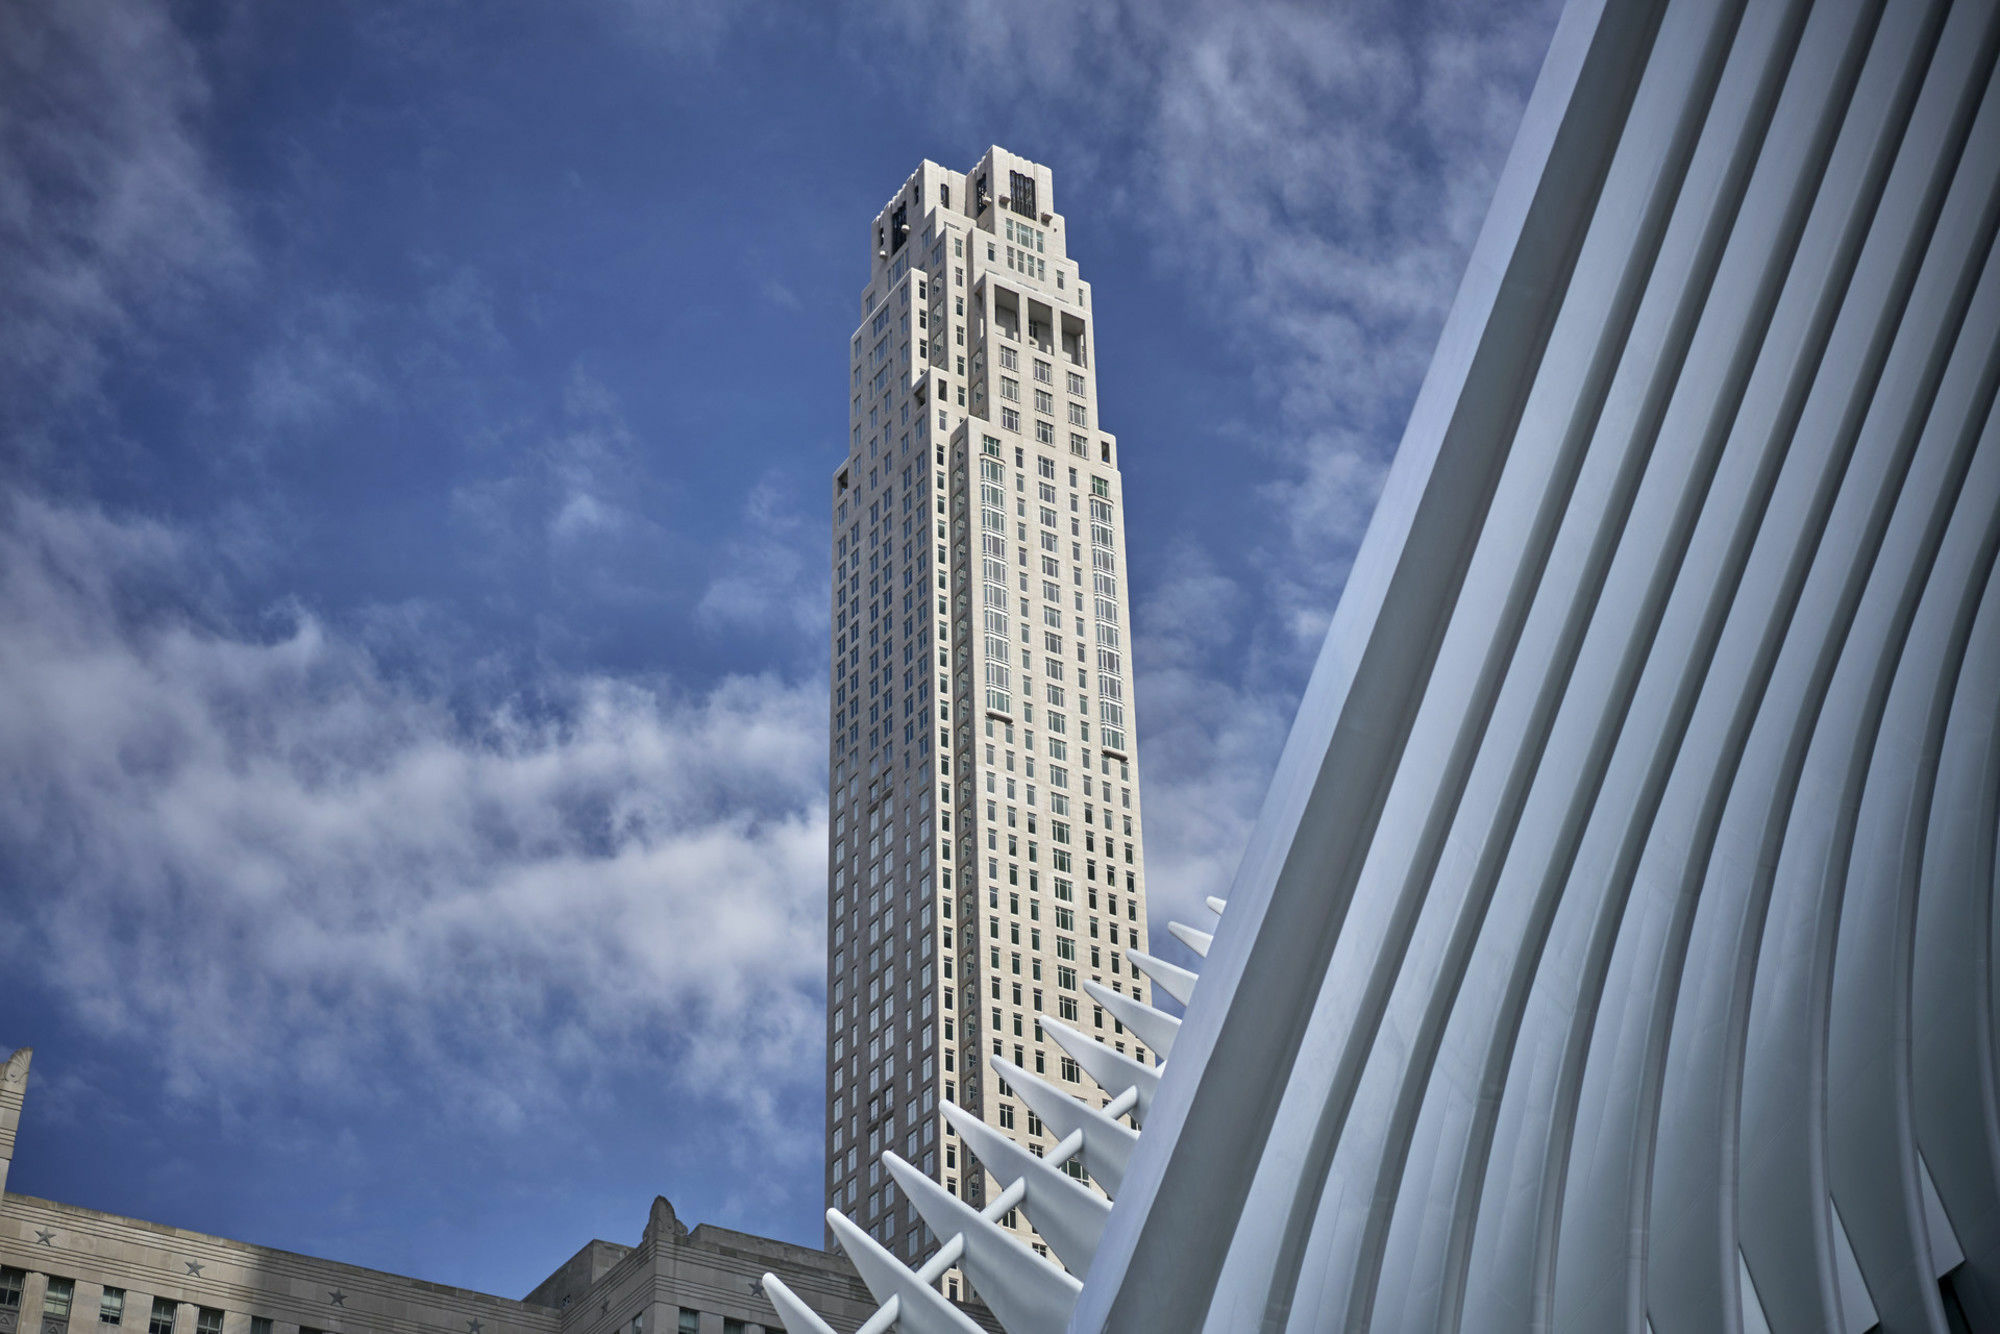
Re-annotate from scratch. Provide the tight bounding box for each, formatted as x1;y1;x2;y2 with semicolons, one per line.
825;148;1154;1280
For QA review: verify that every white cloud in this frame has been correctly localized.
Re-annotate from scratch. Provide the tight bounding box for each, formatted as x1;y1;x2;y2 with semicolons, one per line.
696;472;827;644
449;368;676;612
0;0;245;414
0;492;830;1141
1130;543;1295;931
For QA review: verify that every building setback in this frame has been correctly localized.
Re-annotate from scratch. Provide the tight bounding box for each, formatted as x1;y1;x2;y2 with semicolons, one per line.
0;1049;876;1334
825;148;1154;1286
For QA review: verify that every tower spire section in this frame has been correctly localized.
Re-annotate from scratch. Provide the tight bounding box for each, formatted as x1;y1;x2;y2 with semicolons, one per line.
822;148;1156;1296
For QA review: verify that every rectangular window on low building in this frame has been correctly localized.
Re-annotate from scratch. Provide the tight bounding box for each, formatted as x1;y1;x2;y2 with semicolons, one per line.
194;1311;221;1334
148;1298;176;1334
44;1279;75;1321
99;1289;125;1325
0;1271;24;1313
677;1312;700;1334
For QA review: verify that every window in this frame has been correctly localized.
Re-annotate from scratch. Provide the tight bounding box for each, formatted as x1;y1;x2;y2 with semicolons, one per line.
0;1268;21;1312
1009;170;1038;218
1034;360;1052;384
99;1289;125;1325
1001;408;1020;433
149;1300;176;1334
195;1312;222;1334
678;1312;701;1334
251;1321;271;1334
45;1280;75;1321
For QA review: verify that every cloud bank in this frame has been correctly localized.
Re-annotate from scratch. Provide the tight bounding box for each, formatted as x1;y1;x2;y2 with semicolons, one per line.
0;492;830;1134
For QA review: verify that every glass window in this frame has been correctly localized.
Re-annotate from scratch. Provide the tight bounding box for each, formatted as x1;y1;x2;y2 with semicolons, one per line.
149;1299;176;1334
194;1312;222;1334
0;1271;20;1313
99;1289;125;1325
44;1280;75;1321
677;1312;700;1334
251;1320;272;1334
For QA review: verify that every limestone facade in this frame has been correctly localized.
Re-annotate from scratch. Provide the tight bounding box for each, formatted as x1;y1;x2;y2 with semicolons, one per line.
0;1050;875;1334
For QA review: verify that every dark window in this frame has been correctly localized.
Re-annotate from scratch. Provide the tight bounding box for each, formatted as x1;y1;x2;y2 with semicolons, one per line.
193;1312;221;1334
250;1321;272;1334
940;183;950;209
1941;1266;1973;1334
149;1300;176;1334
99;1289;124;1325
1009;171;1037;218
676;1312;700;1334
891;203;908;253
975;174;989;210
0;1270;23;1312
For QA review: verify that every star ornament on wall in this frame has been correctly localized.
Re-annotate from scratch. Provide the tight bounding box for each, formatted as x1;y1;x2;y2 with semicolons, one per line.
467;1321;483;1333
34;1229;54;1246
328;1292;346;1307
185;1263;203;1277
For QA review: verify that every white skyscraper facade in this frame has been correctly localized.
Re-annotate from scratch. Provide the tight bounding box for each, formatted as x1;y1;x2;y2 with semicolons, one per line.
825;148;1154;1280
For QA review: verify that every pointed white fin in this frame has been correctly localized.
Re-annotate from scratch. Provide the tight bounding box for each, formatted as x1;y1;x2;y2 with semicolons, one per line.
1083;979;1181;1060
1127;949;1198;1006
1204;895;1228;917
1039;1015;1160;1124
826;1209;985;1334
943;1103;1111;1274
886;1153;1082;1334
1829;1197;1879;1332
1919;1151;1965;1274
992;1056;1139;1196
1167;921;1213;957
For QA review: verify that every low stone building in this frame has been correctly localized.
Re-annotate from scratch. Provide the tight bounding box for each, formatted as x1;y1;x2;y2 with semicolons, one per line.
0;1049;875;1334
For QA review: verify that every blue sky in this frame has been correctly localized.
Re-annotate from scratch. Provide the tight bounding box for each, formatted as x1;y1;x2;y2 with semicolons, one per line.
0;0;1556;1297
